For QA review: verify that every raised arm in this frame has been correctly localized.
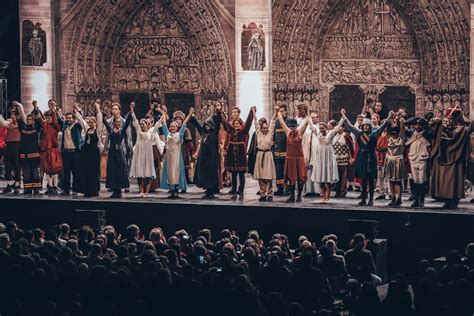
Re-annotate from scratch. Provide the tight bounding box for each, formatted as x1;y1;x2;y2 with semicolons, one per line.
374;116;391;139
277;111;290;135
243;107;255;134
298;117;309;137
129;102;140;132
13;101;27;123
0;114;9;128
74;104;90;131
121;113;132;137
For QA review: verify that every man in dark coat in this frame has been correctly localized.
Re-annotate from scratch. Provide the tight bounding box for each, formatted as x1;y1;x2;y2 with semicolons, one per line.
431;106;473;209
273;104;289;196
190;104;222;199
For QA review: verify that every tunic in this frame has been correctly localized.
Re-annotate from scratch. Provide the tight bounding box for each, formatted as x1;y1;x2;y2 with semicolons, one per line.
18;120;41;162
431;122;473;200
39;111;62;175
406;130;431;184
383;122;407;181
253;120;276;180
130;113;161;179
284;131;307;184
192;115;221;189
160;124;187;190
102;113;131;190
223;110;254;172
310;126;340;184
344;119;389;180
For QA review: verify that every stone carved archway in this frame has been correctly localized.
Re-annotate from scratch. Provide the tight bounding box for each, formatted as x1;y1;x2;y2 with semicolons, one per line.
65;0;233;118
272;0;470;120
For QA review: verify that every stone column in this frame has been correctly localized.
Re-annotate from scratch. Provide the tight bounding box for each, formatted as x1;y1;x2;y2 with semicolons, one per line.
19;0;55;112
235;0;272;119
471;1;474;119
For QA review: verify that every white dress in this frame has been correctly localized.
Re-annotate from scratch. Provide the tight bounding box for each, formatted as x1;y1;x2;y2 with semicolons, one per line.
130;113;161;178
253;120;276;180
310;122;342;184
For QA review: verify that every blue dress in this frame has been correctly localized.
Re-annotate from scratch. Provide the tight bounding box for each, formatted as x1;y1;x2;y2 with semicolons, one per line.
160;124;187;190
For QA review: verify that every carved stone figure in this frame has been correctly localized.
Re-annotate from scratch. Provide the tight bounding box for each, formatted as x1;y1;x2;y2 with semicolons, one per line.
247;32;264;71
29;29;43;66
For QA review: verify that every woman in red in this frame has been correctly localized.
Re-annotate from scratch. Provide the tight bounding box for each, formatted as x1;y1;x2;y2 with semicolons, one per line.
277;111;308;202
221;106;255;200
39;100;63;195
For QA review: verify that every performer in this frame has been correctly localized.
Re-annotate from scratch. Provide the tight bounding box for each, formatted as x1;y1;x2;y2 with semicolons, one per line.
253;107;277;202
309;118;343;203
375;114;389;200
273;104;289;196
430;106;473;209
0;104;22;194
74;103;103;197
172;111;195;188
98;106;132;198
221;106;255;201
333;125;354;198
130;102;164;197
160;107;193;199
343;109;393;206
107;102;133;193
190;104;222;199
383;114;407;207
38;100;63;195
147;102;164;192
302;111;320;197
60;107;84;195
405;117;433;207
277;110;308;203
17;101;42;194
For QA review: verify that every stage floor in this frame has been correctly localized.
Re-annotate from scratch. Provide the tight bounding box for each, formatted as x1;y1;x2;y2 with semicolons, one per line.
1;178;473;216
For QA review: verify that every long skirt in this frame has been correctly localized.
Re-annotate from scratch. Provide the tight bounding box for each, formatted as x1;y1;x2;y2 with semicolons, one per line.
106;147;129;190
79;145;101;195
284;157;307;185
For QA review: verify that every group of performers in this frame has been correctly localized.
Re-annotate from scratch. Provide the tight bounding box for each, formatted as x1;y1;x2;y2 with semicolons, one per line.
0;98;473;209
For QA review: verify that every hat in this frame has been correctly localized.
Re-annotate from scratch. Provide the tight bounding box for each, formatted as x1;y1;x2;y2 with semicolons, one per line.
445;105;462;119
204;117;215;130
173;110;185;121
424;112;434;121
388;124;400;134
286;118;298;128
360;118;373;128
411;117;427;126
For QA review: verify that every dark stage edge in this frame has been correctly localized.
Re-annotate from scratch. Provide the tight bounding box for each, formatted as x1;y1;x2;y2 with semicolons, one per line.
1;189;474;277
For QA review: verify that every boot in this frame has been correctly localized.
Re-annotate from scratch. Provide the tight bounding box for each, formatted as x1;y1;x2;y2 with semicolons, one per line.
286;186;295;202
418;184;425;207
2;184;12;193
358;199;367;206
45;185;54;195
388;197;396;207
110;191;122;198
367;198;374;206
296;182;303;202
258;196;267;202
395;197;402;207
410;184;420;207
274;186;284;196
231;193;238;201
33;189;40;195
13;185;19;194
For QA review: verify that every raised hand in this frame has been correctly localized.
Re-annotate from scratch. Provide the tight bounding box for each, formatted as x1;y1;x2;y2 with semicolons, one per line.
341;108;347;119
130;101;136;112
32;100;38;109
95;101;101;112
189;107;195;115
73;103;81;113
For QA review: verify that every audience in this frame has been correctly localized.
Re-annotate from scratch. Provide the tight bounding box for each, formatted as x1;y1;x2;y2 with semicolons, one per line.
0;221;472;316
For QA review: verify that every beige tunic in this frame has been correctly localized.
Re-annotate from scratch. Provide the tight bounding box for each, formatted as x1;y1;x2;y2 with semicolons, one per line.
253;120;276;180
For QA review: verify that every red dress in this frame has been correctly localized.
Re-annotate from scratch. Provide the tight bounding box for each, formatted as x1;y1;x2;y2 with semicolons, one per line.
284;131;307;184
223;110;254;172
39;111;62;174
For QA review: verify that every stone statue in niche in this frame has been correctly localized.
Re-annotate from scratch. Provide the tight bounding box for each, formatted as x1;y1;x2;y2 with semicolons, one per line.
241;23;265;71
248;32;264;71
22;20;47;66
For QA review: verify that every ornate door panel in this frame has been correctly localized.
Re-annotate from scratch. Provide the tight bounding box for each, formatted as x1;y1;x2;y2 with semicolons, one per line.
378;86;415;117
329;85;365;122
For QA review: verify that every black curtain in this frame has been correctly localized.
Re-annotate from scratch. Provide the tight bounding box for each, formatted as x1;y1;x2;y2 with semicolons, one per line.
0;0;20;103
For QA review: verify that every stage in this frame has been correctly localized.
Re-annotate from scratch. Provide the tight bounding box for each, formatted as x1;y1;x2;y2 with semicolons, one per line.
1;178;474;277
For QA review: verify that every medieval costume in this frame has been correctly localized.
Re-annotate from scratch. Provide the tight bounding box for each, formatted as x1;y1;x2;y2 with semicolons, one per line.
302;122;319;196
60;113;84;195
0;113;21;193
253;117;276;201
375;130;389;199
173;110;195;187
191;113;222;199
344;117;390;206
333;129;354;198
309;119;343;203
100;112;132;198
383;120;407;207
18;115;42;193
273;115;289;196
278;113;308;203
39;109;63;195
405;117;433;207
222;109;254;200
76;111;103;197
430;107;473;209
160;122;189;199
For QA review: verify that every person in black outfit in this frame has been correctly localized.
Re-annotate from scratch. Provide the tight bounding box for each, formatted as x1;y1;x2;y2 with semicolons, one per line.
345;233;377;284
